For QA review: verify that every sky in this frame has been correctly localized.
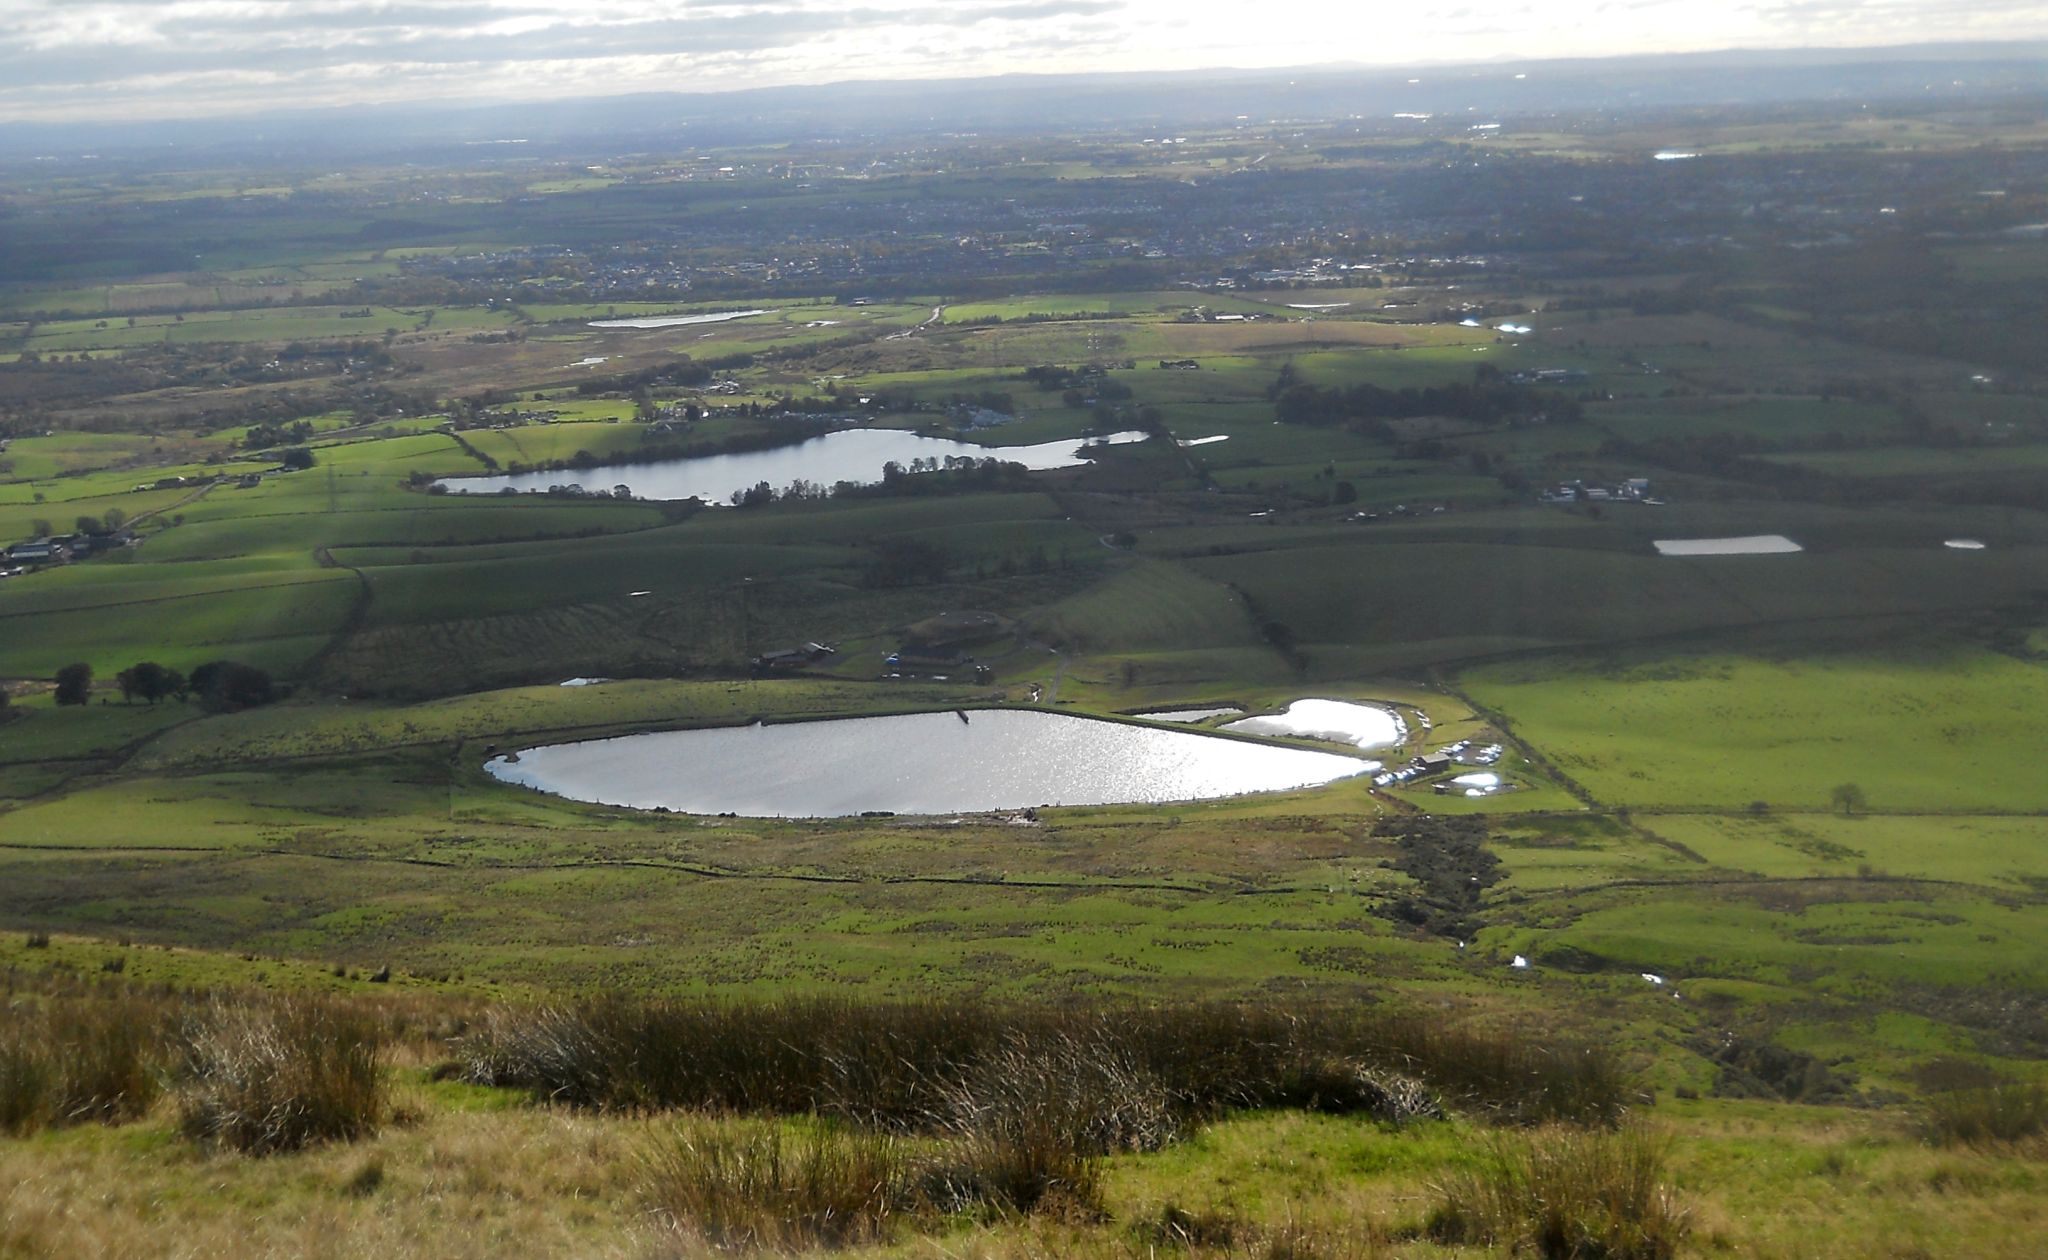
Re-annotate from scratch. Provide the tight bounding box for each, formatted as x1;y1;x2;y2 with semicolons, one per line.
0;0;2044;123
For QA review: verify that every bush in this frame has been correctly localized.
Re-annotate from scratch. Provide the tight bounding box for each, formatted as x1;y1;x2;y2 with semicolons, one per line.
53;662;91;706
1426;1124;1688;1260
1916;1082;2048;1150
188;660;274;712
174;998;385;1154
644;1118;911;1251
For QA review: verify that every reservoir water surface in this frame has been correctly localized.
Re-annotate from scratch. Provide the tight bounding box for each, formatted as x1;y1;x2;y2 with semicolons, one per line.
486;708;1372;817
441;428;1148;503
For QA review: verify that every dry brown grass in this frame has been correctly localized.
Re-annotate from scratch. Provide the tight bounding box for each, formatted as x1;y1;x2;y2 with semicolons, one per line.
173;997;387;1154
642;1117;912;1252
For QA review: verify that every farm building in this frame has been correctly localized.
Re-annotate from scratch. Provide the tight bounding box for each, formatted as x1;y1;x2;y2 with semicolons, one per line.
6;537;70;564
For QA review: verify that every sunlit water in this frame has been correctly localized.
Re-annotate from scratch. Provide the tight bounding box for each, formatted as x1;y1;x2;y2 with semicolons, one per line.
1221;699;1404;750
440;429;1148;503
485;708;1371;817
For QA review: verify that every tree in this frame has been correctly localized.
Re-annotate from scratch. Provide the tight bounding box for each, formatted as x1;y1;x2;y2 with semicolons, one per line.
1829;782;1868;816
278;447;315;471
30;518;53;538
75;514;103;536
115;661;183;706
188;660;274;712
53;663;92;706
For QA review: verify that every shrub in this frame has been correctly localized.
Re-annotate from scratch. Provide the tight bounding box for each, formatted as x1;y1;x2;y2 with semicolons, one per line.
1426;1124;1688;1260
174;998;385;1154
1916;1082;2048;1150
643;1118;910;1251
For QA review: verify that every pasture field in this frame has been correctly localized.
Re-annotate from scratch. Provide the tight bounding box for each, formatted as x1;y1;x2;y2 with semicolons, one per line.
1459;648;2048;813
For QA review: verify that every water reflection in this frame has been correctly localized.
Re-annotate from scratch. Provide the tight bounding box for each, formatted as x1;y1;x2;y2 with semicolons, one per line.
1222;699;1404;750
441;428;1147;503
486;708;1370;817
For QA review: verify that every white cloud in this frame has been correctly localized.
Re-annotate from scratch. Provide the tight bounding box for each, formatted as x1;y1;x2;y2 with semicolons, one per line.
0;0;2041;121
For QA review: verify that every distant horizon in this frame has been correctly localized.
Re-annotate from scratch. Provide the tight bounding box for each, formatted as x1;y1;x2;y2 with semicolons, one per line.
0;36;2040;140
0;0;2045;126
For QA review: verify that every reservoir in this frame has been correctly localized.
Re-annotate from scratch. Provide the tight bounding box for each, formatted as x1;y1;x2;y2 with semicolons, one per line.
485;708;1372;817
440;428;1149;503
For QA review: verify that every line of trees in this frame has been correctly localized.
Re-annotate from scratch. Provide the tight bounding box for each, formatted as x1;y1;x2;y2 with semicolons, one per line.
1271;364;1579;429
52;660;276;712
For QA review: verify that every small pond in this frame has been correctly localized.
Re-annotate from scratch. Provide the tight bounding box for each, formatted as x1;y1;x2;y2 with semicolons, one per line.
1221;699;1404;750
1653;535;1803;556
440;428;1148;503
486;708;1370;817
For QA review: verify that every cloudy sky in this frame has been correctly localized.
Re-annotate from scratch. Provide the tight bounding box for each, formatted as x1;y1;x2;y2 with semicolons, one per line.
1;0;2043;122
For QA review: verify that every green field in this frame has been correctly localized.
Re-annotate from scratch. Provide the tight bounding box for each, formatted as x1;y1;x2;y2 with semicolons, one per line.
1462;648;2048;812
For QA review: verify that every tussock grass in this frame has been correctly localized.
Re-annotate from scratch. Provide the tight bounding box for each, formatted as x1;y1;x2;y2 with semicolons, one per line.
0;992;166;1135
1916;1082;2048;1151
460;998;1623;1132
1425;1124;1689;1260
644;1117;911;1251
173;997;386;1154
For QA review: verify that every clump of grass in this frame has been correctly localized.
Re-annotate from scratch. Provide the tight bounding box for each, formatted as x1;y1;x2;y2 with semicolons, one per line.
44;997;165;1126
0;994;167;1136
937;1030;1184;1155
1915;1082;2048;1150
0;1018;54;1136
920;1100;1106;1219
1130;1201;1243;1250
1426;1124;1688;1260
643;1117;911;1251
174;997;386;1154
